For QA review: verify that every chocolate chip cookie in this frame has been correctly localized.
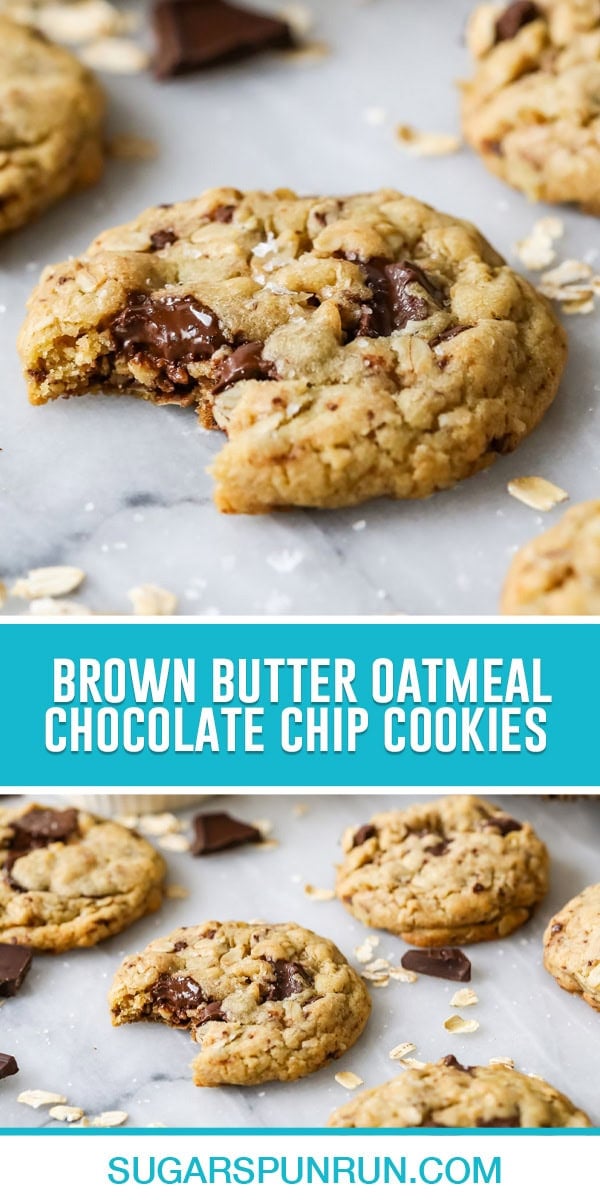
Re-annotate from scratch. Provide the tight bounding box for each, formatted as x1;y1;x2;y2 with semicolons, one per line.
328;1056;591;1127
109;920;371;1085
462;2;600;211
0;803;165;951
0;17;105;237
19;187;566;512
502;499;600;614
544;883;600;1012
335;795;548;945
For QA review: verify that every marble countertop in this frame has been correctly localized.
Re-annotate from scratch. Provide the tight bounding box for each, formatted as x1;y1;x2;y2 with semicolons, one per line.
2;0;600;616
0;793;598;1129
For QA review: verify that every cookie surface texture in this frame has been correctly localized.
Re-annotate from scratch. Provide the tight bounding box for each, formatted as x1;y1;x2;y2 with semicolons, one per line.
502;499;600;614
462;1;600;211
544;882;600;1011
109;919;371;1085
0;17;105;237
335;794;549;945
0;804;165;950
19;187;567;512
328;1056;592;1127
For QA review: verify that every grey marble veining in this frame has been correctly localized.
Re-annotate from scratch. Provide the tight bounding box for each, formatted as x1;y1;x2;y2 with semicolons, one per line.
0;793;598;1128
1;0;600;614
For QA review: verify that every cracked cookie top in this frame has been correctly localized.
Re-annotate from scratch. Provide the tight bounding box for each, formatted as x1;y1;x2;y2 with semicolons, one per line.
335;795;549;945
544;882;600;1011
328;1056;592;1127
19;187;566;512
109;919;371;1085
0;803;165;950
0;17;105;237
462;1;600;210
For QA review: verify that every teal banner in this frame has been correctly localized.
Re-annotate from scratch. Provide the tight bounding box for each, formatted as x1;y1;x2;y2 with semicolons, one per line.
0;619;596;788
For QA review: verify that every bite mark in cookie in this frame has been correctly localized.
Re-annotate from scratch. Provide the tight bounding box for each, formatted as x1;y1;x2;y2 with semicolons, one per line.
108;920;370;1086
19;187;566;513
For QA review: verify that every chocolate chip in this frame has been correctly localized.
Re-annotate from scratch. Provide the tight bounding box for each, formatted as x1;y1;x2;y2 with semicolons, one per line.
352;257;446;338
352;824;376;848
0;1054;18;1080
7;807;78;865
495;1;540;41
195;1000;226;1025
477;1115;521;1127
210;204;236;223
442;1054;473;1074
190;811;262;855
212;342;276;393
550;923;563;934
473;882;485;893
151;974;206;1022
152;0;294;78
112;294;227;375
265;960;312;1001
430;325;471;348
0;944;32;996
484;815;523;836
427;837;452;857
149;228;178;250
400;947;472;982
172;940;188;951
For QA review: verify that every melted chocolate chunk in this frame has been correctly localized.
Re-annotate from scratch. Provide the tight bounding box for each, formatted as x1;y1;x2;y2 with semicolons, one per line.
427;837;452;857
550;922;563;935
484;815;522;836
152;0;294;79
8;807;78;859
352;824;376;848
210;204;236;223
477;1115;521;1127
473;882;485;894
0;944;32;996
442;1055;473;1074
495;1;540;41
265;960;312;1001
151;973;206;1022
195;1000;227;1025
112;293;227;369
353;257;446;338
149;228;178;250
190;811;262;855
400;947;472;982
212;342;276;393
0;1053;18;1080
430;325;471;348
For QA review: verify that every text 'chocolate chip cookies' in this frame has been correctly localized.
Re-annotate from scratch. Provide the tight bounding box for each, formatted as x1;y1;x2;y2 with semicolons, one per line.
336;795;549;945
328;1056;591;1128
109;920;370;1086
0;804;165;951
19;188;567;513
0;17;105;237
462;1;600;212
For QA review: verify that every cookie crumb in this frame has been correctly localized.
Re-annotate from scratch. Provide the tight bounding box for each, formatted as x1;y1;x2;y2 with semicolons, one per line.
304;883;335;901
354;935;379;964
109;134;159;161
334;1071;363;1089
292;803;309;817
165;884;190;900
12;565;85;600
489;1056;515;1068
157;833;190;853
507;476;569;512
514;217;564;271
138;812;184;837
396;125;461;156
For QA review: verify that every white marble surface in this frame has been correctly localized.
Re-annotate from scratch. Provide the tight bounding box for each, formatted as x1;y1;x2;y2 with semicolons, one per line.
0;793;598;1129
2;0;600;615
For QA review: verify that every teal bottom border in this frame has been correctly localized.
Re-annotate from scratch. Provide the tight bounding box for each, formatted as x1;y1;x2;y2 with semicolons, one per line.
0;1127;598;1136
